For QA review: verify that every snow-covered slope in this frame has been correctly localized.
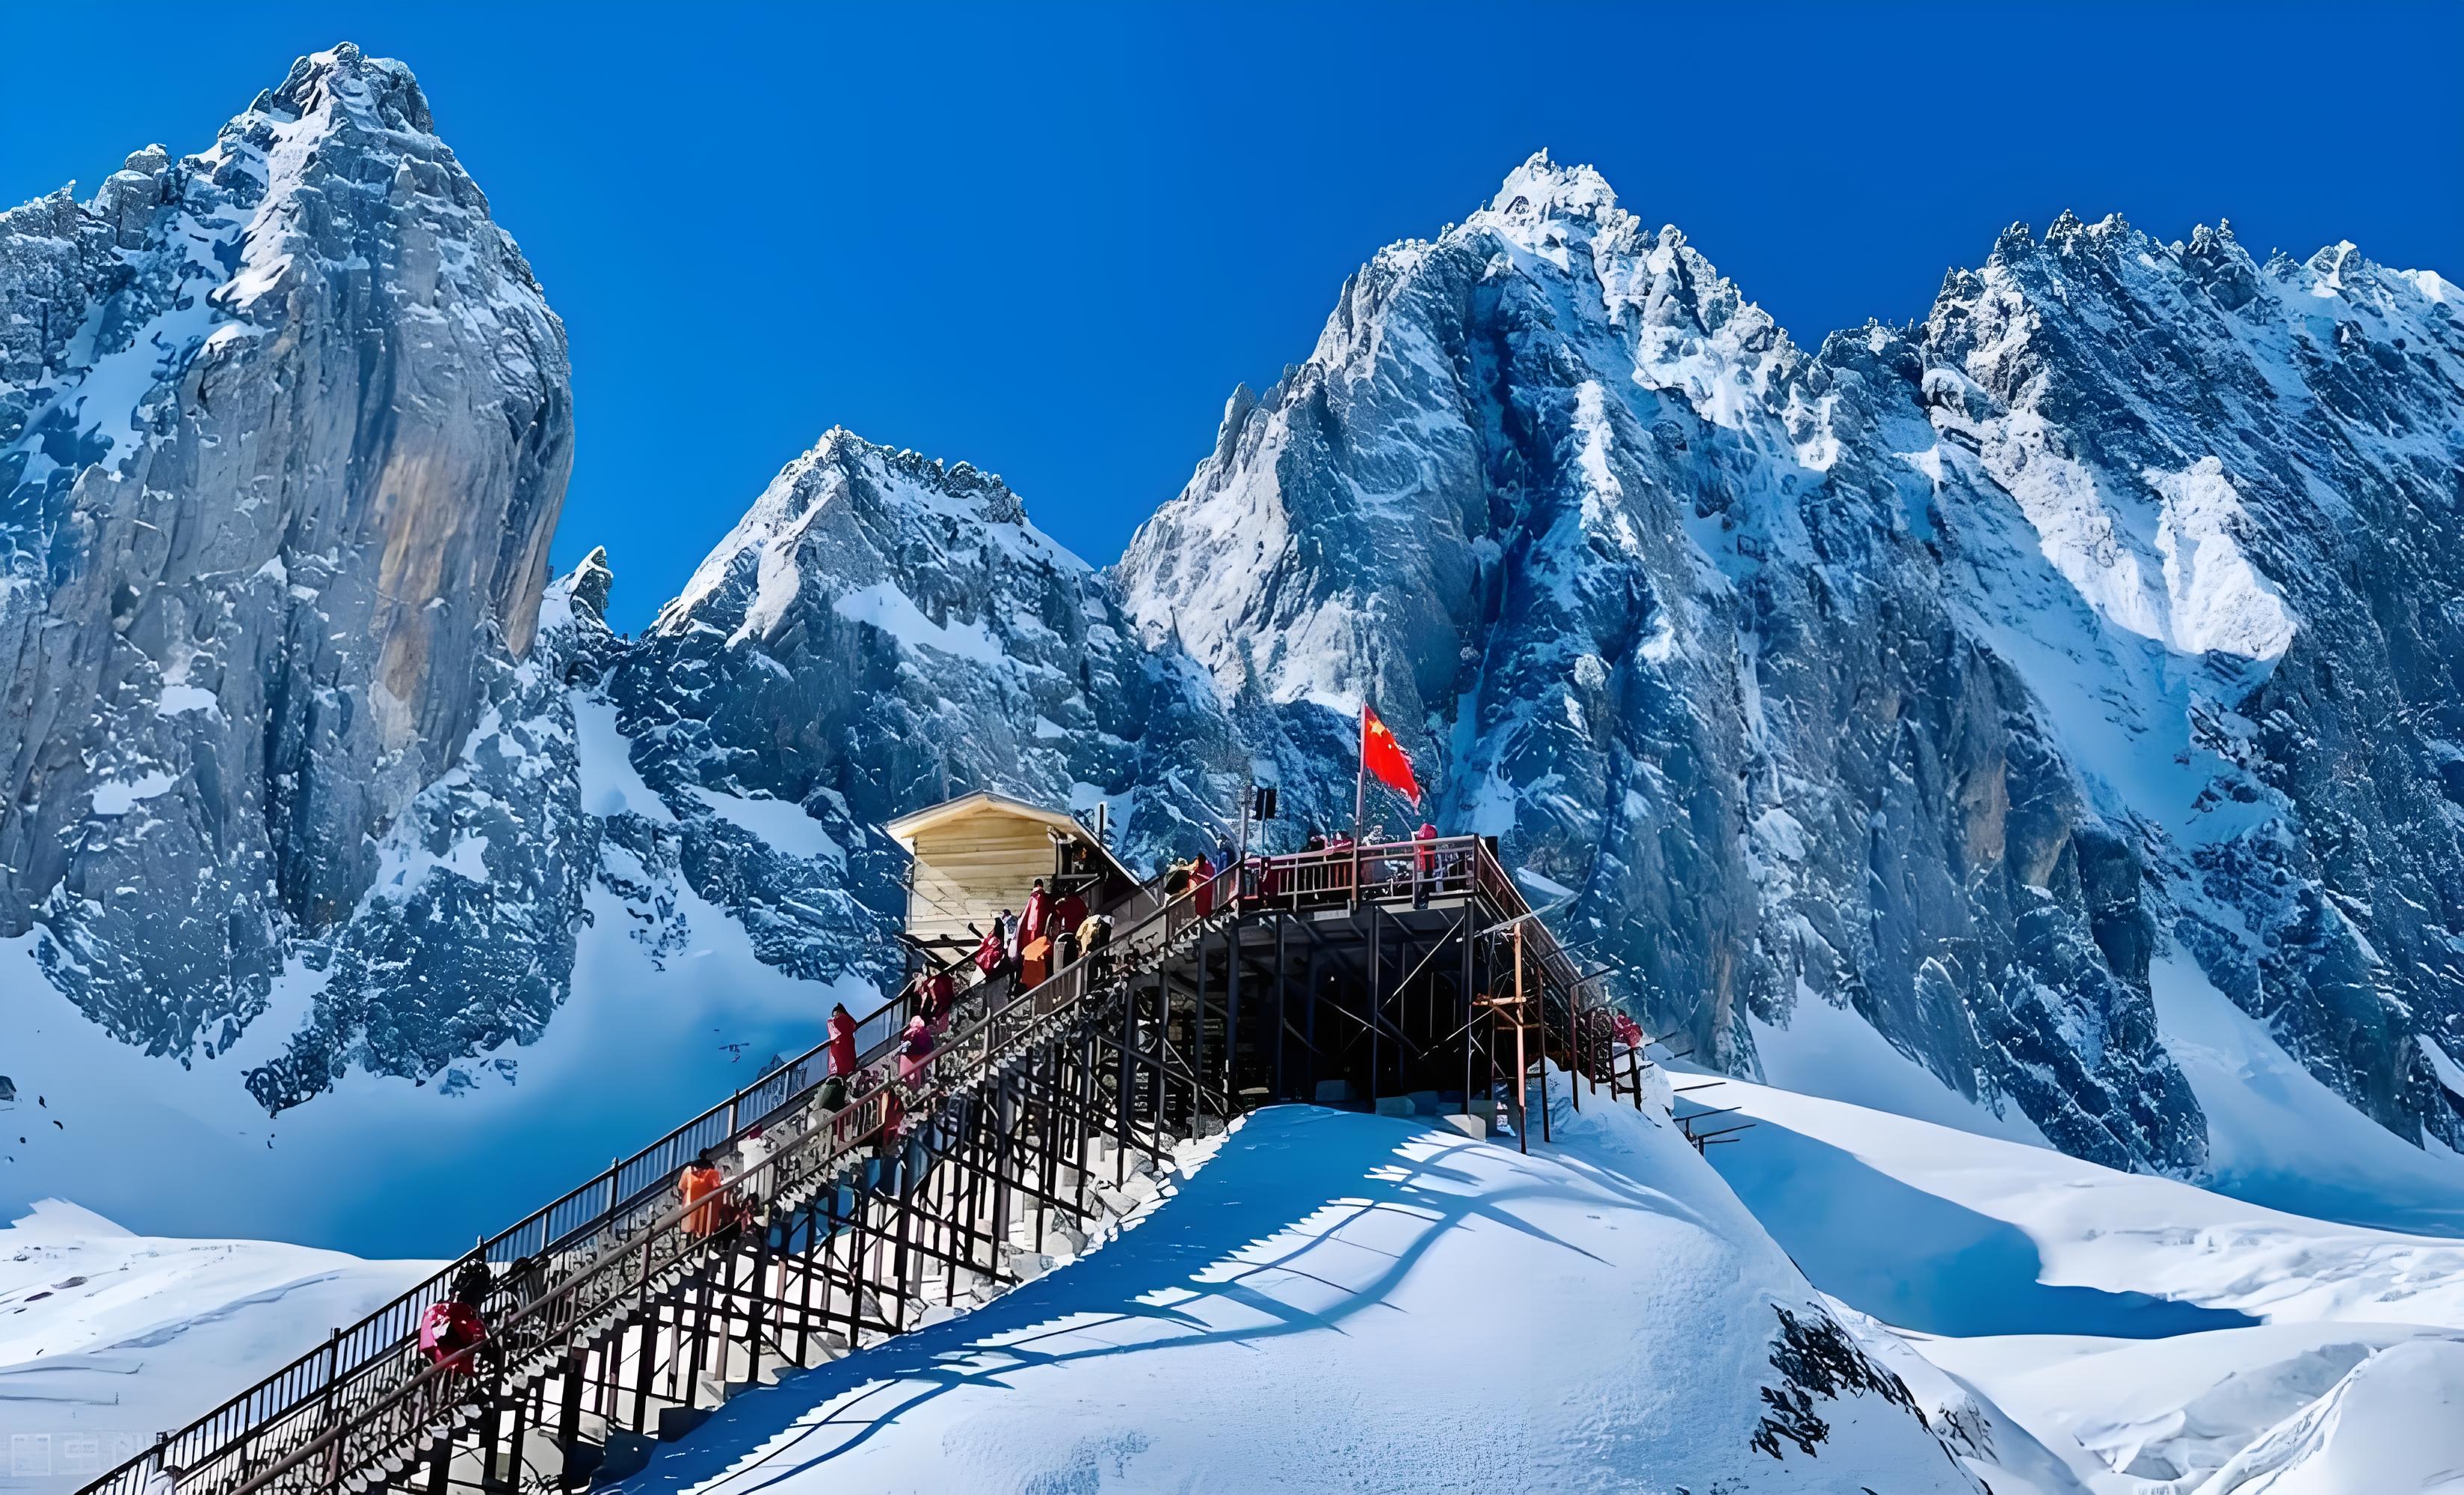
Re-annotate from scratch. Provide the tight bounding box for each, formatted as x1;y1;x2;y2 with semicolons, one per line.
620;1098;1983;1494
0;1201;427;1495
1119;150;2464;1185
1695;1064;2464;1491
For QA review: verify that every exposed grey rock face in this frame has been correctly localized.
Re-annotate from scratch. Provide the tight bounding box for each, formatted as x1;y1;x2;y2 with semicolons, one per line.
1121;155;2464;1171
607;429;1244;985
241;552;612;1111
0;46;572;1062
1919;215;2464;1148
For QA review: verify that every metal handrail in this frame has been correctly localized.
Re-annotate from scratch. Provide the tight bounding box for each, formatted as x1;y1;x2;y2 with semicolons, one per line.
79;869;1171;1495
202;860;1253;1495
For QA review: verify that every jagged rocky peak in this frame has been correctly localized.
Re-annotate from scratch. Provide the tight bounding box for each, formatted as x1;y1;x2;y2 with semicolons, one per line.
653;426;1077;646
1913;203;2464;1152
1482;149;1618;224
0;42;572;1055
559;544;617;628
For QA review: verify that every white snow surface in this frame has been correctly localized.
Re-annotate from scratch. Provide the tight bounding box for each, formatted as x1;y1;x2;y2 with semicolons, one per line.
1698;1070;2464;1493
683;786;845;866
0;1201;427;1495
619;1094;1980;1494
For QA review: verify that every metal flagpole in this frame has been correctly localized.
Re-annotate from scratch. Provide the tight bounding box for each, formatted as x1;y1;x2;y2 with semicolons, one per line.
1353;702;1368;905
1353;703;1368;836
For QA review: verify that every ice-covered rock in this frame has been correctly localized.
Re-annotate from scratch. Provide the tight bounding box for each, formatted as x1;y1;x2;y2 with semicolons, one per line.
608;427;1243;985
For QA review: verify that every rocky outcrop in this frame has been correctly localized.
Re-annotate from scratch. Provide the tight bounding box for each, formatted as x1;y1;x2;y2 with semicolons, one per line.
608;429;1244;986
1918;215;2464;1147
0;45;572;1060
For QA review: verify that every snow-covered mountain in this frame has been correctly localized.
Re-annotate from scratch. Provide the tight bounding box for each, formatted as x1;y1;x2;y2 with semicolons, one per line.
4;47;2460;1252
1120;152;2464;1186
0;43;571;1081
603;428;1244;984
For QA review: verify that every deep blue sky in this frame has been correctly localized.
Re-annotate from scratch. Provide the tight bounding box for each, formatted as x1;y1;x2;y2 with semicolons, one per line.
7;3;2458;632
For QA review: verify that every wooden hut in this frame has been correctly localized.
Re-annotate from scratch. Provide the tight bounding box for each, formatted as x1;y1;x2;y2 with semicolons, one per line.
883;791;1136;965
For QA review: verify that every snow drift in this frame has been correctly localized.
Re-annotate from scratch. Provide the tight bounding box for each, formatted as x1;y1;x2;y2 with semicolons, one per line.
0;1201;426;1495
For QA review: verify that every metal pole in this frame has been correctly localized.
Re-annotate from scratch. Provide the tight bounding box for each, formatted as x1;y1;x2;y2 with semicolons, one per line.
1568;977;1583;1114
1272;914;1288;1101
1514;923;1528;1154
1237;780;1251;883
1353;704;1367;846
1352;704;1367;907
1367;899;1381;1106
1194;923;1210;1105
1461;922;1475;1129
1226;917;1243;1109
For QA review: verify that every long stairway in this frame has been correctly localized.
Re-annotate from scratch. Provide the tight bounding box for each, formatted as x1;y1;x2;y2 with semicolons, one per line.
87;867;1251;1495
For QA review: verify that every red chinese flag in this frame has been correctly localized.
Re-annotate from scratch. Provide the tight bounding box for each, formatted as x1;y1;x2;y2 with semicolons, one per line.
1361;706;1422;807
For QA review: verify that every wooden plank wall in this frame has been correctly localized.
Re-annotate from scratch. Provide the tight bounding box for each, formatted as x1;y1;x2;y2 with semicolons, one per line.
907;816;1062;950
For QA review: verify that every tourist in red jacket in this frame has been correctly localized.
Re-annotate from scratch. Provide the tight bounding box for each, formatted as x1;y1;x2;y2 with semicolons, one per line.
419;1260;493;1375
826;1001;858;1079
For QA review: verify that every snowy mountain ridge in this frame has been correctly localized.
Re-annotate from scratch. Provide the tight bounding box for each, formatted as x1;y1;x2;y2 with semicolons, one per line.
2;49;2460;1257
0;43;571;1073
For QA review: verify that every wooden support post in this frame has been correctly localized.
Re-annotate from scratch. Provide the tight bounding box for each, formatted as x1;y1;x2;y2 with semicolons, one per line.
1194;925;1210;1104
746;1223;774;1384
1461;920;1476;1121
1115;984;1134;1189
1225;914;1242;1108
890;1162;916;1331
1568;978;1583;1113
476;1363;505;1494
1273;915;1288;1101
990;1072;1015;1262
630;1306;656;1430
798;1201;822;1366
1303;941;1321;1101
1367;900;1382;1104
1151;964;1168;1133
1515;922;1532;1153
555;1346;585;1490
683;1268;713;1404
